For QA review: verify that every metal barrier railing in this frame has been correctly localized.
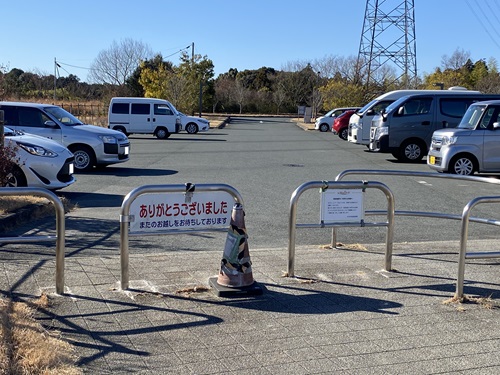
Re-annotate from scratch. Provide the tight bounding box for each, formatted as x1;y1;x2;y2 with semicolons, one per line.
0;188;65;294
119;183;243;290
457;196;500;298
335;170;500;298
287;180;395;277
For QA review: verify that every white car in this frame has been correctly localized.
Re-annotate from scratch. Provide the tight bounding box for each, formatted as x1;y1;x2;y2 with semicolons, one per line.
314;107;360;132
178;112;210;134
3;126;76;190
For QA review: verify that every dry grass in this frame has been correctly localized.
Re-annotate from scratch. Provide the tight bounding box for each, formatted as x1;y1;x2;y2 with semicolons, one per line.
0;196;50;216
443;294;498;311
0;196;77;217
0;295;82;374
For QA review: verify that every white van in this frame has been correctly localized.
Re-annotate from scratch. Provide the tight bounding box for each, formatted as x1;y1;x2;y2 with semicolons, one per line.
347;88;472;146
108;97;181;139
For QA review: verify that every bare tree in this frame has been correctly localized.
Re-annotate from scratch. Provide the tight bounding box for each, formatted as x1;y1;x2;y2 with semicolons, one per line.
89;39;153;85
233;79;249;114
441;48;471;71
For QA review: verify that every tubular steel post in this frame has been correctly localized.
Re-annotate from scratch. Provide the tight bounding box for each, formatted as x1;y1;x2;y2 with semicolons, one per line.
287;180;395;277
456;196;500;298
0;188;65;294
119;183;243;290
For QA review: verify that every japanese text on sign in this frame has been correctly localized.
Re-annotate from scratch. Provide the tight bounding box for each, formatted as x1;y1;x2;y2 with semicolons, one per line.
129;192;234;233
320;189;364;224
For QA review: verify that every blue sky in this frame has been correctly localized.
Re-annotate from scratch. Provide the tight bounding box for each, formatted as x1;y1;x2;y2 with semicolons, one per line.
2;0;500;82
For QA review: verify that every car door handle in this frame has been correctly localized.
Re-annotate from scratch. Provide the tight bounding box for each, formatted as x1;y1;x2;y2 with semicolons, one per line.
422;121;430;125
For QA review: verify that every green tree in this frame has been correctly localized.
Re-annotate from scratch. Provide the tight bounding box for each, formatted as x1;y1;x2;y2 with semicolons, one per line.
319;79;365;109
176;52;215;113
127;55;174;97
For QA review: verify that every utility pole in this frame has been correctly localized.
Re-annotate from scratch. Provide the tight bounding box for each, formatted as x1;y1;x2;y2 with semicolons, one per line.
357;0;417;92
54;58;57;101
53;58;61;101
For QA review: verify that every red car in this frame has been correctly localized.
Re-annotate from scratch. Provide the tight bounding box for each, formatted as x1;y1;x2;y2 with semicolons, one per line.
332;110;356;140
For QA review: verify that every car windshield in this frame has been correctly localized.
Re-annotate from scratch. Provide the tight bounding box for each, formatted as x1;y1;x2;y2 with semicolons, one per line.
357;99;378;114
383;96;411;114
3;126;16;136
457;104;487;129
323;109;336;117
44;106;84;126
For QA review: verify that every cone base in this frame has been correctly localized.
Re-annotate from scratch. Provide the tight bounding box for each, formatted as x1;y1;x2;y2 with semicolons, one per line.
209;277;263;297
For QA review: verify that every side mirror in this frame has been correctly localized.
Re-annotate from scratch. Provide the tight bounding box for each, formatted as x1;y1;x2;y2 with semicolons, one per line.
365;109;374;116
44;120;58;128
493;122;500;130
397;107;404;116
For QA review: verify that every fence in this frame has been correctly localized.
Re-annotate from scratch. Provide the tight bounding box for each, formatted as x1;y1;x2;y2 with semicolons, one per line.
119;183;244;290
0;188;66;294
58;102;108;127
287;180;395;277
334;169;500;298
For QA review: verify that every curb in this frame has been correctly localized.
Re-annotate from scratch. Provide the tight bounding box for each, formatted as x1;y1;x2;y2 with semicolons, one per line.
0;202;55;235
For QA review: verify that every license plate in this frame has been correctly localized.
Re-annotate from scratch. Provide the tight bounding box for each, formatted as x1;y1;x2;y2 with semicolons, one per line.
124;146;129;155
429;156;435;165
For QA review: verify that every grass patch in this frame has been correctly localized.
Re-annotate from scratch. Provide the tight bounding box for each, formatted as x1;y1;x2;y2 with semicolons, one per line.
443;294;498;311
0;196;49;216
0;295;82;374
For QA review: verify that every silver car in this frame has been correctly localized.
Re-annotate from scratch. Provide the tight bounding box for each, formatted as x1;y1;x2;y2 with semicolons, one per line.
3;126;76;189
428;100;500;175
0;102;130;171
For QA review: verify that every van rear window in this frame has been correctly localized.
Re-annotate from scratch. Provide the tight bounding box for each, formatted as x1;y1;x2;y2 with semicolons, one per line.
112;103;129;114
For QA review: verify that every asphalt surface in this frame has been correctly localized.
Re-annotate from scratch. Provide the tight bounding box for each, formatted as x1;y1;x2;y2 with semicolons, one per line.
0;118;499;374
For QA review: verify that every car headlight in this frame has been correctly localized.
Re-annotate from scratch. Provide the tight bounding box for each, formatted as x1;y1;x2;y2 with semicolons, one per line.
350;123;360;130
99;135;118;144
17;142;58;157
375;127;389;138
441;136;457;145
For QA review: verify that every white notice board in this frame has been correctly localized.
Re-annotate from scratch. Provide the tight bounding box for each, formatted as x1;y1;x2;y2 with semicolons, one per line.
129;191;234;233
320;189;364;224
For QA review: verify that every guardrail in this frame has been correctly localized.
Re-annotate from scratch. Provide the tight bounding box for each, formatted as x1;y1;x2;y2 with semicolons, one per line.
457;196;500;298
0;188;65;294
335;169;500;298
119;183;243;290
287;180;395;277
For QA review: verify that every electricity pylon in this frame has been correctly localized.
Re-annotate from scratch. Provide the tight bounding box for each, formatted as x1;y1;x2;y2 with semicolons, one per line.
357;0;418;91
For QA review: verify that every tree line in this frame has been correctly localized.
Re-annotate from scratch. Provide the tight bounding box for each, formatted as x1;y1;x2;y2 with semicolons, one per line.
2;39;500;116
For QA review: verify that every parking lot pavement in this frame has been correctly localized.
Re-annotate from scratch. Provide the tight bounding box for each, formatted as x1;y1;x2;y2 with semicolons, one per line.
1;238;498;374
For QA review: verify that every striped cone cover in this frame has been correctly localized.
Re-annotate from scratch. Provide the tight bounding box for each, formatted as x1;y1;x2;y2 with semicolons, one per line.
217;203;254;287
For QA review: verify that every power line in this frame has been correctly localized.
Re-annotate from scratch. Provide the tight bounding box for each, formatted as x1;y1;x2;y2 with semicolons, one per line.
56;43;193;76
465;0;500;51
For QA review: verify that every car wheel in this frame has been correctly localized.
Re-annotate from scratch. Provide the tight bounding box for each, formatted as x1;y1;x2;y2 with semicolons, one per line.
398;140;425;162
449;155;476;175
5;165;27;187
71;145;96;171
113;126;129;136
185;123;199;134
155;127;170;139
319;123;329;132
339;128;348;140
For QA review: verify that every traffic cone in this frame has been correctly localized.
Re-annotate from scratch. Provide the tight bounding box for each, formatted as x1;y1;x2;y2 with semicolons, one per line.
209;203;262;296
